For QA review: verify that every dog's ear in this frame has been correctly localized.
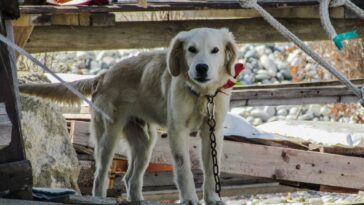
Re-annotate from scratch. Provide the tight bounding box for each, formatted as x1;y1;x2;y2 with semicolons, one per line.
222;28;238;76
167;32;187;77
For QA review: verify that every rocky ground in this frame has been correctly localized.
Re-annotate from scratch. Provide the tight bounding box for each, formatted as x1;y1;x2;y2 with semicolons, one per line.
224;191;364;205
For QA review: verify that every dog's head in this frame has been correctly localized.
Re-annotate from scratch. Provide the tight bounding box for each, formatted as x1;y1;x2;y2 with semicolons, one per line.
167;28;237;88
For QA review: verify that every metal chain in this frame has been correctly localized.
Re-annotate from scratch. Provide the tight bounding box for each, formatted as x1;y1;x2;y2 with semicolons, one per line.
206;92;222;199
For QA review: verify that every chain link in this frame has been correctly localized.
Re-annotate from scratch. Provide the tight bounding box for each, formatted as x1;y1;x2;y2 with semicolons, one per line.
206;92;222;199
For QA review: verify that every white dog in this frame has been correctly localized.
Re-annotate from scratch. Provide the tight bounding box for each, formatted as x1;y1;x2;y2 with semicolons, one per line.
20;28;238;205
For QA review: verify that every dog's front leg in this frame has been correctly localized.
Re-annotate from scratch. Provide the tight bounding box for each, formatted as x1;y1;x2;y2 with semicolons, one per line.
200;122;225;205
168;125;199;205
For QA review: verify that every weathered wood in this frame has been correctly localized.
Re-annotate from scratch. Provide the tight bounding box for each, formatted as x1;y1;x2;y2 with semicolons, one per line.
320;146;364;157
142;183;301;201
90;13;116;27
231;84;361;107
0;0;20;19
18;0;354;14
25;18;364;52
234;79;364;90
0;19;27;163
71;120;364;190
64;113;91;121
0;199;63;205
0;103;12;150
320;185;358;194
0;160;32;198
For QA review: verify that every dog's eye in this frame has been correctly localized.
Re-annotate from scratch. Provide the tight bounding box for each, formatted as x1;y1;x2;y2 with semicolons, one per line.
211;47;219;54
188;46;198;53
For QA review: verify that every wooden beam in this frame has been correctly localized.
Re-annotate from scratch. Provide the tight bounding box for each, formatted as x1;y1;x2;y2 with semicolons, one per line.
19;1;323;14
229;78;364;106
142;183;301;201
71;120;364;190
231;82;361;106
0;19;26;163
0;103;12;150
0;14;32;199
17;1;364;16
25;18;364;52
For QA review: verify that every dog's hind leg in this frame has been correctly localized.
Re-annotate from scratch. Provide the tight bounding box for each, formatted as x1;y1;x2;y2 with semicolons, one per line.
123;118;157;201
92;117;125;197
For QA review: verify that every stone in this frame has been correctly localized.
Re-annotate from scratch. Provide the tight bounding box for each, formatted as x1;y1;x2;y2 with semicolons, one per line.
244;49;257;59
276;72;285;81
259;55;277;73
298;111;314;121
286;115;297;120
289;107;301;116
287;49;301;64
252;118;263;126
20;95;80;191
255;45;267;56
281;69;293;80
308;198;323;205
308;104;322;117
263;106;276;117
255;73;270;81
250;108;270;121
320;106;331;116
277;108;288;116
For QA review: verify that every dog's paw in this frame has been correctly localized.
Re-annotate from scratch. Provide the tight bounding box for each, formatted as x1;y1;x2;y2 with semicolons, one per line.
181;199;202;205
205;200;226;205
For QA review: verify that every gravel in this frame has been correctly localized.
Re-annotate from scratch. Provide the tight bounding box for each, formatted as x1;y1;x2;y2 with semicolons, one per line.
224;191;364;205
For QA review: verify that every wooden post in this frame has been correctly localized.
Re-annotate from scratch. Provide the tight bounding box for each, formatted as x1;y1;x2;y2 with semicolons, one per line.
0;103;12;150
0;1;32;199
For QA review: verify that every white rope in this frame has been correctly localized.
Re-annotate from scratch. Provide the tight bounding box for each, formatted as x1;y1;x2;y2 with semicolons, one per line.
238;0;362;100
320;0;337;40
345;0;364;19
0;34;113;122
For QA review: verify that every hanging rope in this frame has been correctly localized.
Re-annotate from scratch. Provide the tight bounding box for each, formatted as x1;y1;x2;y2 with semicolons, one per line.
238;0;363;103
0;33;113;122
319;0;358;50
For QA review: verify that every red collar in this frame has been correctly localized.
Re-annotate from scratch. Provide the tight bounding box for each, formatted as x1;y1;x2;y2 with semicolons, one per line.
219;63;245;92
185;63;245;97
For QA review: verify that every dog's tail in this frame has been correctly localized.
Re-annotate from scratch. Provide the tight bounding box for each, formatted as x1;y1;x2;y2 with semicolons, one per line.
19;77;100;104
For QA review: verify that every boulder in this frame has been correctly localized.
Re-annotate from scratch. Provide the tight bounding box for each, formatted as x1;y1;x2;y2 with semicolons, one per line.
20;95;80;191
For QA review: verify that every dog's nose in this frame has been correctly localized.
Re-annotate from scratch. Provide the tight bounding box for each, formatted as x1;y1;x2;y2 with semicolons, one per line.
196;64;209;75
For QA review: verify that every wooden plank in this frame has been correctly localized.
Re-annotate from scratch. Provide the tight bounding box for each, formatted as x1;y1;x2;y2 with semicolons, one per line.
320;146;364;157
142;183;302;201
0;19;27;163
20;0;360;15
234;79;364;90
63;113;91;121
0;103;12;150
0;199;63;205
25;18;364;52
0;160;32;198
320;185;358;194
112;7;344;22
230;84;360;106
90;13;115;27
71;120;364;190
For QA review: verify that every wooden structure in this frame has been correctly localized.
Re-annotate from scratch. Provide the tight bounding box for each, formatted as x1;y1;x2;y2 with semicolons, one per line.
0;0;32;199
14;0;364;52
2;0;364;201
